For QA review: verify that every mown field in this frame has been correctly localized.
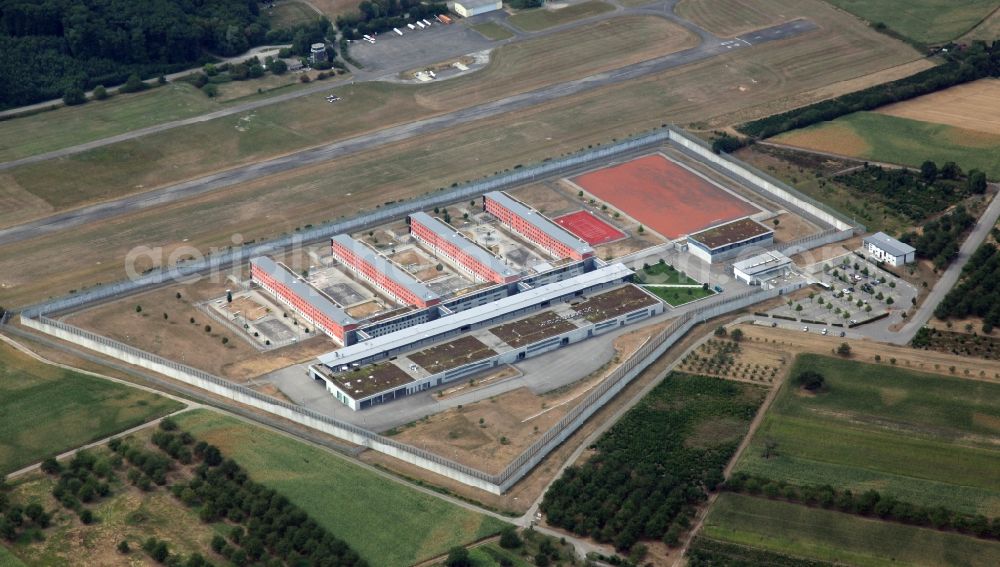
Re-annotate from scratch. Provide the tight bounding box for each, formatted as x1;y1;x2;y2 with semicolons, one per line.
471;22;515;41
266;0;320;29
173;410;507;567
773;112;1000;179
823;0;999;44
0;15;696;223
675;0;802;37
734;353;1000;515
0;342;184;475
0;2;925;308
703;493;1000;567
507;1;615;32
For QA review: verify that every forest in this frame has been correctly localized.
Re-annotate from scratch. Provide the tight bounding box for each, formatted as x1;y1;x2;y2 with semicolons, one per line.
540;373;764;553
837;162;978;223
900;205;975;269
934;241;1000;331
0;0;270;109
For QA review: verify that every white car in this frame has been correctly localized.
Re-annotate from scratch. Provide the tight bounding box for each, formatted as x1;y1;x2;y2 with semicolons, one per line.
802;326;809;332
822;328;828;335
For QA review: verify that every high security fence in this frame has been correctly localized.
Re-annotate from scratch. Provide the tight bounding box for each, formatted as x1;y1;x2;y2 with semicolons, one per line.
21;285;774;493
16;124;857;494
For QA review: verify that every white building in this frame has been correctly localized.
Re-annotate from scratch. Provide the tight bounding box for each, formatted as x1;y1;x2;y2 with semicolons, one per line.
863;232;915;267
733;251;793;285
448;0;502;17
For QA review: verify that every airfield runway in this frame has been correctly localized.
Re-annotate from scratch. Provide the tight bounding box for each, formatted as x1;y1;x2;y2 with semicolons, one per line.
0;18;816;247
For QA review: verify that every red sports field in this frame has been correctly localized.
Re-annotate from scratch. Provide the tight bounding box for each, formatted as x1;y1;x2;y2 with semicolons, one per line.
571;154;759;239
554;210;625;245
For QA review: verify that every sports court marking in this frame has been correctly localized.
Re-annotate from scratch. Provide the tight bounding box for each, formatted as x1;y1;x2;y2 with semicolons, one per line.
554;210;625;245
570;154;760;239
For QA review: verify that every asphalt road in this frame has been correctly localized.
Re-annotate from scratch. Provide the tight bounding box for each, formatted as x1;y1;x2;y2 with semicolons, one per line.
888;186;1000;344
0;17;816;247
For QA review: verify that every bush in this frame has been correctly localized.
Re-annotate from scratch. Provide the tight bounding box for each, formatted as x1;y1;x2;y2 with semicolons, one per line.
445;546;471;567
62;87;87;106
202;83;218;98
119;74;146;94
92;85;108;100
794;370;825;391
499;526;522;549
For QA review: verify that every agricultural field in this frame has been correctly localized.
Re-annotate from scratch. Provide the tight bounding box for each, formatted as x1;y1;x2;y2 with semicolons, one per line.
877;79;1000;136
675;0;803;37
507;1;616;32
0;5;927;308
702;493;1000;567
962;8;1000;40
823;0;999;44
734;353;1000;515
266;0;321;29
173;410;507;567
0;15;697;223
541;373;767;555
773;112;1000;179
471;22;515;41
0;342;184;475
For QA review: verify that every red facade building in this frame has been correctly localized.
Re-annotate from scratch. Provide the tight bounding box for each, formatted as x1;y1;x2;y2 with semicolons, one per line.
409;212;519;284
483;191;594;261
331;235;440;308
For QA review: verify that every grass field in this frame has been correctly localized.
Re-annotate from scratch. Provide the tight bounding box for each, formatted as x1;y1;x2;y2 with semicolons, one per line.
0;342;184;475
266;0;320;29
962;7;1000;40
734;353;1000;515
0;83;217;163
173;410;507;567
675;0;802;37
0;3;925;307
644;285;715;306
638;262;701;285
0;546;24;567
773;112;1000;179
824;0;999;44
703;493;1000;567
507;1;616;32
471;21;515;41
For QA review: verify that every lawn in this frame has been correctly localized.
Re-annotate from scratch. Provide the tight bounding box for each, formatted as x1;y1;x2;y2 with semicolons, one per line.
643;285;715;307
267;0;320;29
0;83;217;163
173;410;507;567
823;0;999;44
507;1;616;32
0;342;184;475
638;261;701;285
774;112;1000;179
734;353;1000;515
471;22;515;41
703;493;1000;567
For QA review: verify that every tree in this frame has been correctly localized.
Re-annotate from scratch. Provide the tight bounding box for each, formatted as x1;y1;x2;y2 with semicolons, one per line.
227;290;233;303
117;540;131;554
202;83;218;98
40;457;61;474
730;328;744;342
120;74;146;94
638;225;645;234
837;343;851;357
711;133;744;154
445;546;471;567
967;170;988;194
773;218;780;227
92;85;108;100
136;305;142;313
940;161;961;180
714;326;727;338
795;370;825;391
499;527;522;549
270;59;288;75
63;87;86;106
920;160;938;183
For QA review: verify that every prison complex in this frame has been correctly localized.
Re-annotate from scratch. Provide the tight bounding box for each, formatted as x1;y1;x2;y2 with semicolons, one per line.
249;257;357;344
409;212;520;284
331;234;441;308
484;191;594;261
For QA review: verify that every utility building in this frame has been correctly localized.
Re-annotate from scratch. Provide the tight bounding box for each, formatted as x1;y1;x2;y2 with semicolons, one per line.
484;191;594;261
687;217;773;263
733;251;793;286
410;212;520;284
448;0;502;17
331;235;440;308
863;232;916;267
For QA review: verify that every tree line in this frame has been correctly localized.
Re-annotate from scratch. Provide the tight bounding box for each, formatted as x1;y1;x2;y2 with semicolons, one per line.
0;0;270;109
934;241;1000;332
737;40;1000;140
725;472;1000;540
540;374;764;553
336;0;447;40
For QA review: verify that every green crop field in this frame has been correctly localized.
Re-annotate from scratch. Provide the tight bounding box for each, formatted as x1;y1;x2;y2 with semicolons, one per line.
703;493;1000;567
823;0;998;44
173;410;506;567
644;285;715;307
734;353;1000;515
471;22;515;41
508;1;615;32
774;112;1000;179
0;343;184;475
